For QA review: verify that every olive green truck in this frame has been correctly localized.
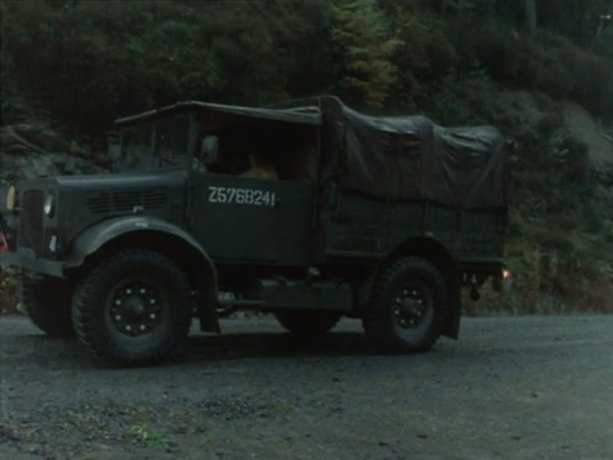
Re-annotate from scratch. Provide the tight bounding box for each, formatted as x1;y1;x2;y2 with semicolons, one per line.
0;96;510;364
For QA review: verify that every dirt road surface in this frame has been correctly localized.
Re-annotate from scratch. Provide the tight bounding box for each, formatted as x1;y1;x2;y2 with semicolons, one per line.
1;315;612;460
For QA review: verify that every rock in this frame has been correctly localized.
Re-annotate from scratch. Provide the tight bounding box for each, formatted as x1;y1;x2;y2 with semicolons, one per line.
63;157;78;174
0;119;111;181
3;143;28;156
92;153;114;167
13;123;67;151
69;140;90;158
0;129;19;149
32;156;57;177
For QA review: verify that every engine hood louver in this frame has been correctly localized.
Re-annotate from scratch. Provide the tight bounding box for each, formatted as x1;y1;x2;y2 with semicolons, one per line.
85;189;169;214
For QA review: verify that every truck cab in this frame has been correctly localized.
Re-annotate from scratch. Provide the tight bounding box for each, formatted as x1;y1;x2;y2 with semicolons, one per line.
0;96;510;364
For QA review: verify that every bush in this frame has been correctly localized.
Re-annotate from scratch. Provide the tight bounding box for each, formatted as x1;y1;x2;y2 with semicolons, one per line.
0;271;17;314
0;0;337;133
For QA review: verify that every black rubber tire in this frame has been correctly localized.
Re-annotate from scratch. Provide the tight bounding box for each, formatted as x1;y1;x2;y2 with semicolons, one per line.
72;249;192;364
275;310;341;336
20;275;75;337
362;257;447;353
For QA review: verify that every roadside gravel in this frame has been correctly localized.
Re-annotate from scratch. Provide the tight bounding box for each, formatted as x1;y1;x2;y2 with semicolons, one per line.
1;315;612;460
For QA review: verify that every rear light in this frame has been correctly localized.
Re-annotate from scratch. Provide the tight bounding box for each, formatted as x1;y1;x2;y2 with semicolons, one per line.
492;268;512;292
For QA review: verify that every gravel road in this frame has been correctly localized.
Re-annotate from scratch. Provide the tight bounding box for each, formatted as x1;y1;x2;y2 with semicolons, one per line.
1;314;612;460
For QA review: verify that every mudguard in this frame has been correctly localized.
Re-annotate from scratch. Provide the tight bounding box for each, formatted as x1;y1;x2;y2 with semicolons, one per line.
66;216;219;332
67;216;203;265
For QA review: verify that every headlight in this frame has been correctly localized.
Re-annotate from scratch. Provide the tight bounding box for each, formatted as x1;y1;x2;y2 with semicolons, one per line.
44;192;55;217
6;186;16;211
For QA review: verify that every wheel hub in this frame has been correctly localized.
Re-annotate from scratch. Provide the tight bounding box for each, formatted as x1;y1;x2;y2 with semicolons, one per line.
393;287;429;328
108;281;163;337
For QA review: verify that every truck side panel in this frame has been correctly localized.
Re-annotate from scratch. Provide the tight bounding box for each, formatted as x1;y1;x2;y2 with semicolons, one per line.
321;187;505;272
190;173;314;266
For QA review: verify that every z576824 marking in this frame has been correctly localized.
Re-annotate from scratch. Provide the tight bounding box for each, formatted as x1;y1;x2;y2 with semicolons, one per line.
208;186;276;207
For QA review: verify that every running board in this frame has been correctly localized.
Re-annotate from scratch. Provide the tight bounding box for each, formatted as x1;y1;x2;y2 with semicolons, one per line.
216;281;353;311
260;280;352;311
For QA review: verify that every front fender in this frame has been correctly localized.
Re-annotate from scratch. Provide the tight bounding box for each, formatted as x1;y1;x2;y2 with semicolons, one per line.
66;216;220;333
66;216;210;267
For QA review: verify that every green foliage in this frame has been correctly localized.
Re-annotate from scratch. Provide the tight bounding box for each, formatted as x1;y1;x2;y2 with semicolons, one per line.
424;61;501;125
0;0;337;131
537;0;612;43
386;8;458;108
0;270;17;314
331;0;402;108
1;0;610;125
1;0;612;312
508;115;613;312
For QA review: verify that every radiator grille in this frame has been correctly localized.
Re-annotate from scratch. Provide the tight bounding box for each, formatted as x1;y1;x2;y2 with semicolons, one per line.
18;190;45;253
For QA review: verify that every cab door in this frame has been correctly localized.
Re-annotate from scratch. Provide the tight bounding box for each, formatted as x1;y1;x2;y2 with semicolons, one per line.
189;173;314;265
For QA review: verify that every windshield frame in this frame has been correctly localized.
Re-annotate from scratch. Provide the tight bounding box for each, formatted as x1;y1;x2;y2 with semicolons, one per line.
118;113;198;173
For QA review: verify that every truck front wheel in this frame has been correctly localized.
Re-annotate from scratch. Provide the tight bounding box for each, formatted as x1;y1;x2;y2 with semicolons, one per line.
72;249;192;364
363;257;447;353
20;275;74;337
275;310;341;336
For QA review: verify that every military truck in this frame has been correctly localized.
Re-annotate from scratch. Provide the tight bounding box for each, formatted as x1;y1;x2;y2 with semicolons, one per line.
0;96;510;364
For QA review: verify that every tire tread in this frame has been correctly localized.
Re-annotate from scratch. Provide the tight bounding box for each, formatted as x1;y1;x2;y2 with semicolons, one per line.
72;249;192;364
20;276;74;337
363;257;447;353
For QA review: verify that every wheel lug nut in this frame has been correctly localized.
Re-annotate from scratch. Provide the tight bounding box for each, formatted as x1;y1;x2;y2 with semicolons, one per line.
140;288;146;294
126;289;132;294
150;299;156;304
140;324;146;331
126;325;132;331
115;315;121;321
150;313;156;319
115;299;121;306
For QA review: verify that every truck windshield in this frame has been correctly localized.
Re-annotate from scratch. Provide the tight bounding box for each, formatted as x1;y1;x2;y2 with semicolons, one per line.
119;115;192;172
155;115;191;168
120;124;153;171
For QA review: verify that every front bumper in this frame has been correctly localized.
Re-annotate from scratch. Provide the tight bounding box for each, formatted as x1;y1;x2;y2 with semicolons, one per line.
0;250;64;277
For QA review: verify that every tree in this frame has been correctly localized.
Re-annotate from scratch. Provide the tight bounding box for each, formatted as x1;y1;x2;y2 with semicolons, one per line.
331;0;402;108
537;0;613;42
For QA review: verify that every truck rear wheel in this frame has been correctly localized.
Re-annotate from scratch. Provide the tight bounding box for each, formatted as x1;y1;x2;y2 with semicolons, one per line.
20;275;74;337
275;310;341;336
72;249;192;364
363;257;446;353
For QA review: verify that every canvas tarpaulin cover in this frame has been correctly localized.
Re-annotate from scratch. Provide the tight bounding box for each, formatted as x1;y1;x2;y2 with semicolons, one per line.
329;105;509;210
116;97;509;210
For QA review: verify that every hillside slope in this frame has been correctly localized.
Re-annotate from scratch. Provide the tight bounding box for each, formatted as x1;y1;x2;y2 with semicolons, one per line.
1;0;612;313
